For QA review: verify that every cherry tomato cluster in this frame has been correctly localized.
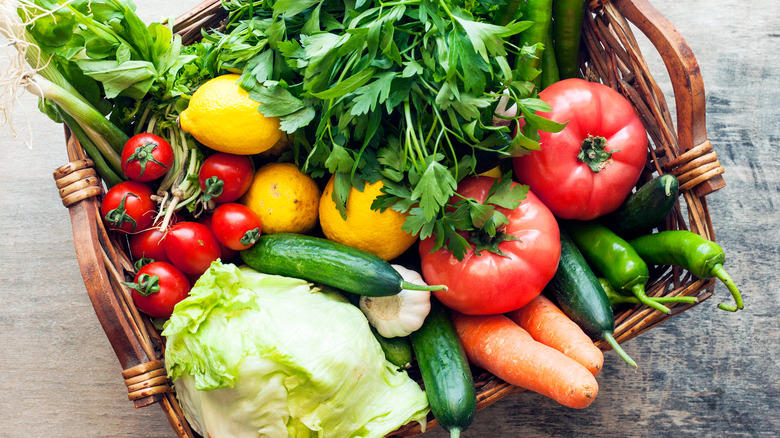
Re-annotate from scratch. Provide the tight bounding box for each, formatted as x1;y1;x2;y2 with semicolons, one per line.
104;136;260;318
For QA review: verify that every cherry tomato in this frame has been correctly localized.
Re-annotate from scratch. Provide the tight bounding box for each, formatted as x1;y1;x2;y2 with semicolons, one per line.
127;213;182;263
198;153;254;203
100;181;156;234
125;261;190;319
129;228;169;263
512;79;647;220
121;133;174;182
197;214;240;262
164;221;221;276
211;203;263;251
419;177;561;315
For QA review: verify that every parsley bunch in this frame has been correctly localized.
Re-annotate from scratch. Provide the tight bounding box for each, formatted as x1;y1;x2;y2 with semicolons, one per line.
202;0;564;258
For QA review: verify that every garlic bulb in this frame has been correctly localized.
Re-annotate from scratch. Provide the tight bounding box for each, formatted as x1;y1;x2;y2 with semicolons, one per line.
360;265;432;338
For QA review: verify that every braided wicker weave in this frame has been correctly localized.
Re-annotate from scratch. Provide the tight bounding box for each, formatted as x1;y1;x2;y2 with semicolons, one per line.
54;0;726;436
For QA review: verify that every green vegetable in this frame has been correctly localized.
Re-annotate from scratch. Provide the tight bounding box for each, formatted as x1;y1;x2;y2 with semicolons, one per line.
597;277;695;307
410;299;476;438
240;233;447;297
7;0;205;216
371;327;414;371
163;262;430;438
603;174;680;238
515;0;555;89
55;106;125;187
212;0;565;260
545;229;636;368
564;221;696;315
629;231;744;312
552;0;586;79
343;290;414;370
540;26;560;89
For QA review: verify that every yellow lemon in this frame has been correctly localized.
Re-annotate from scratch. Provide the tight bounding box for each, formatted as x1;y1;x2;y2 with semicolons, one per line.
478;165;503;178
179;74;282;155
319;176;417;261
241;163;320;235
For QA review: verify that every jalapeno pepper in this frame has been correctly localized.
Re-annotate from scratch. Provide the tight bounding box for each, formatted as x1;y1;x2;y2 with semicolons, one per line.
564;221;696;314
628;230;744;312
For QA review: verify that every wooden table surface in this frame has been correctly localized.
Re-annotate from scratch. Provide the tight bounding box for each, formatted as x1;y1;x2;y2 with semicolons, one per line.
1;1;778;436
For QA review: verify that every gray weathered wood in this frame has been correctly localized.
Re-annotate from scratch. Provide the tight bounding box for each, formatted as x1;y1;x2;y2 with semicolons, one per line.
1;0;778;436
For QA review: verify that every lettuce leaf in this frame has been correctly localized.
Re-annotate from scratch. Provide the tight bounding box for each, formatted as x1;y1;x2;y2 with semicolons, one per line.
162;261;428;438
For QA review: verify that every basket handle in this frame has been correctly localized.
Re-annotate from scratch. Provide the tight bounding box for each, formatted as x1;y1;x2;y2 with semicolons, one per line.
611;0;725;196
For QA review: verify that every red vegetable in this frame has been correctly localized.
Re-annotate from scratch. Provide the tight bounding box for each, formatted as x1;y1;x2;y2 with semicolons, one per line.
198;153;254;203
211;203;262;251
513;78;647;220
100;181;156;234
124;261;190;319
128;214;181;263
121;133;174;182
164;222;221;276
419;177;561;315
129;228;169;263
197;214;240;262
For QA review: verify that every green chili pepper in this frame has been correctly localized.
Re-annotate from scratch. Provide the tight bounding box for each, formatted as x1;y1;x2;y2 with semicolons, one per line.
628;230;744;312
564;221;696;315
495;0;524;26
552;0;586;79
540;25;560;89
515;0;555;89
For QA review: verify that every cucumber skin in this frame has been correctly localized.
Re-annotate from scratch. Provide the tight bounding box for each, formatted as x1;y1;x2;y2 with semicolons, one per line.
603;174;680;238
410;300;476;434
240;233;402;297
371;327;413;370
544;229;616;340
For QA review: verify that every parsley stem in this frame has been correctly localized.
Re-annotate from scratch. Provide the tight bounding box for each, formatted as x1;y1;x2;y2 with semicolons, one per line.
403;100;426;171
436;0;456;21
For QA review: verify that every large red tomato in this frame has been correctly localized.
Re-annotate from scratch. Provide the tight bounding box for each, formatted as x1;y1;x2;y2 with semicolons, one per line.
513;78;648;220
419;177;561;315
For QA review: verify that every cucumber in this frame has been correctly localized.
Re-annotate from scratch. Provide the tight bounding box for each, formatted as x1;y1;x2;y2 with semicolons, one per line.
544;229;637;368
371;327;413;370
603;174;680;238
339;290;414;370
240;233;445;297
410;299;476;437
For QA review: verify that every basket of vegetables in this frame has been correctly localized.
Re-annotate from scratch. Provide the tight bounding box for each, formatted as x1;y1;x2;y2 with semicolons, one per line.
3;0;743;436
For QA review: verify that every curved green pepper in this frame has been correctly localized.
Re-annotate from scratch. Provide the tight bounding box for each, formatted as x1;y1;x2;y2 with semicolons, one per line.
564;221;696;314
629;230;744;312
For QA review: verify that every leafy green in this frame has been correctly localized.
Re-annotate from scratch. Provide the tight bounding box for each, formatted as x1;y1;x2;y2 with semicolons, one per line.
163;262;429;438
198;0;564;258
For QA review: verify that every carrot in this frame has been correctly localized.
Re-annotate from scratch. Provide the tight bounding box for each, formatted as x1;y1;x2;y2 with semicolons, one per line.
506;295;604;376
450;311;598;409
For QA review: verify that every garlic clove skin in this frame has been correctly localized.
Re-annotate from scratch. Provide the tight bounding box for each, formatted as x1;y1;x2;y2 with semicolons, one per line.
359;265;432;338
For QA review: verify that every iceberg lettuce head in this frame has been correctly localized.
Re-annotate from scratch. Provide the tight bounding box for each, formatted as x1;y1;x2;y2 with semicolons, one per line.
162;262;429;438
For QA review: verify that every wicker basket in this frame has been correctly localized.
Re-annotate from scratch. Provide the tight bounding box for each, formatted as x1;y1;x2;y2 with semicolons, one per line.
52;0;727;436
